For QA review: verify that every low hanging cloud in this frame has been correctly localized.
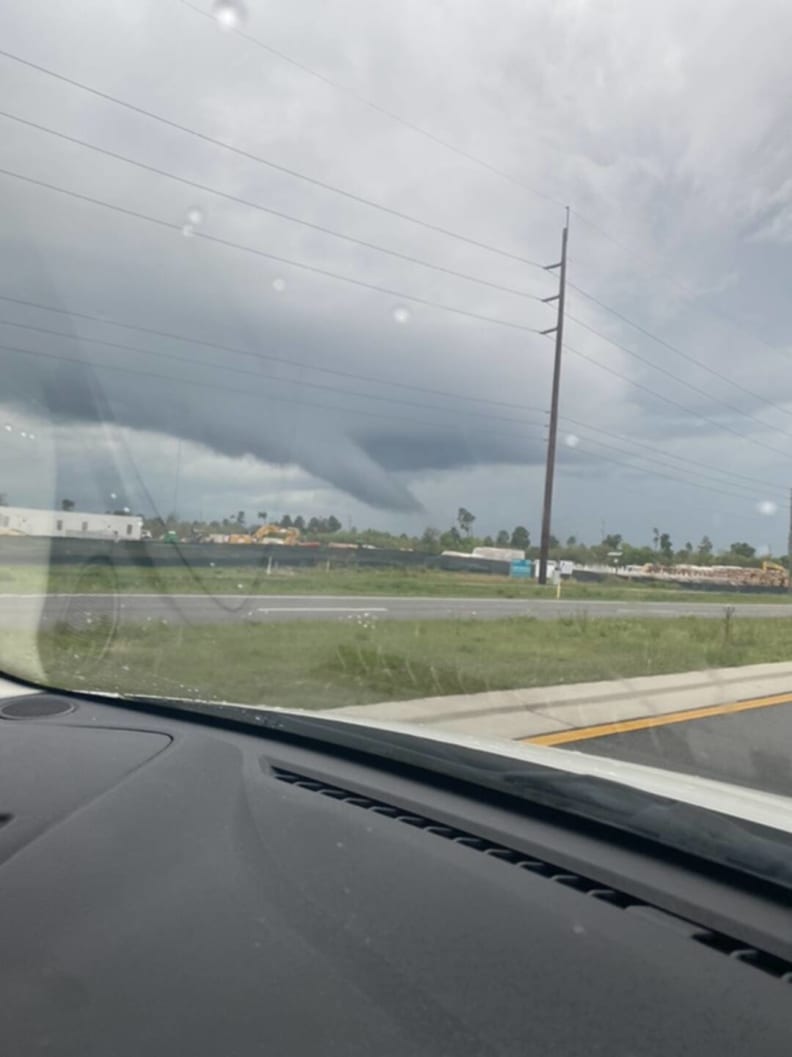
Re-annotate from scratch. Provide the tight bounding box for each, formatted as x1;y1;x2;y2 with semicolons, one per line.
2;0;792;541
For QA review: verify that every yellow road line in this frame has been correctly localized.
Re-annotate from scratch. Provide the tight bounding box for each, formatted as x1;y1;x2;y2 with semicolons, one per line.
524;690;792;747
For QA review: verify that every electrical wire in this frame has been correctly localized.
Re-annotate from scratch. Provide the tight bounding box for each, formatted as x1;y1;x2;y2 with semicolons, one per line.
569;281;792;421
0;165;545;335
563;341;792;461
0;47;546;271
0;108;547;306
3;293;785;500
174;0;568;211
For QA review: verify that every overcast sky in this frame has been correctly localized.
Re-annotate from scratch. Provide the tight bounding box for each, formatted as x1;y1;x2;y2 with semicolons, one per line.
2;0;792;550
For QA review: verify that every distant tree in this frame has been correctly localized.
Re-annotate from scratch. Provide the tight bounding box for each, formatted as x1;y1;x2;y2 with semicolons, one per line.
495;529;510;546
510;526;530;550
603;533;622;550
659;533;673;560
729;541;756;559
326;515;342;533
565;535;577;547
307;517;321;534
420;527;441;552
697;535;714;560
457;507;476;536
439;526;463;549
280;514;293;528
652;526;660;551
257;510;268;523
236;510;246;526
548;534;560;548
482;535;494;547
61;498;75;511
293;515;305;531
0;492;6;506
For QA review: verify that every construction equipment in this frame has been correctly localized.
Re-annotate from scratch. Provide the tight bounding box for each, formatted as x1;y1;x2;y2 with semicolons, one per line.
250;523;301;546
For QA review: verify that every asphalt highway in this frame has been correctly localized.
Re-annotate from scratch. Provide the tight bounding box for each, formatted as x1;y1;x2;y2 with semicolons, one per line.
3;592;792;627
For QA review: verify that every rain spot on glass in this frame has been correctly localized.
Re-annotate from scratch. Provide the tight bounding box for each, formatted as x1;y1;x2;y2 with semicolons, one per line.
187;206;204;226
564;434;580;448
3;424;11;431
28;433;35;440
212;0;246;30
110;492;117;500
19;431;27;438
272;277;287;293
757;500;778;516
392;305;411;324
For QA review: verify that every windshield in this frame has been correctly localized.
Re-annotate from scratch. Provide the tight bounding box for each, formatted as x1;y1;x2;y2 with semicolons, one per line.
3;0;792;812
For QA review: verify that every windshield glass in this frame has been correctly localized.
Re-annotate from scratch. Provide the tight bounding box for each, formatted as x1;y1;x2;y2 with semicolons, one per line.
3;0;792;810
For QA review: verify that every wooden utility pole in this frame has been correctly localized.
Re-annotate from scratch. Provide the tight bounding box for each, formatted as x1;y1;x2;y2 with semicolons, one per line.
787;487;792;593
538;209;570;585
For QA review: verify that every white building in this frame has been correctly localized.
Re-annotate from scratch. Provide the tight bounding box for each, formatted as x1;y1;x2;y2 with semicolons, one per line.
0;505;143;541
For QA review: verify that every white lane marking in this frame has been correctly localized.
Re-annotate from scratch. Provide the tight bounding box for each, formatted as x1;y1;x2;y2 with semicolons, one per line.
255;606;389;613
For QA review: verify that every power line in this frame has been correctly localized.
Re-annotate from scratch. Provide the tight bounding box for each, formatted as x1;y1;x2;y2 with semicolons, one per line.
559;414;785;497
0;108;547;306
563;341;792;461
569;211;784;359
5;151;789;467
175;0;777;366
6;159;789;473
0;165;546;335
0;47;546;271
560;428;782;503
562;434;774;505
1;336;771;506
2;309;781;501
0;338;543;438
566;311;792;442
569;280;792;422
0;317;547;426
4;292;786;501
174;0;567;212
0;293;544;416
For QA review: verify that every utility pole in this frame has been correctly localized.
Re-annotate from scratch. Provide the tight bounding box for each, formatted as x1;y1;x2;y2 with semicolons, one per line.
787;487;792;594
538;208;570;585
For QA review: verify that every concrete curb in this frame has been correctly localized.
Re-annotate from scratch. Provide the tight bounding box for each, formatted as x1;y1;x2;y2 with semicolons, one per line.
329;661;792;740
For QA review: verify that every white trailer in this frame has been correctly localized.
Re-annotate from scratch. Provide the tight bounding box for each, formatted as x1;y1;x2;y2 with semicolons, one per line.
0;505;143;541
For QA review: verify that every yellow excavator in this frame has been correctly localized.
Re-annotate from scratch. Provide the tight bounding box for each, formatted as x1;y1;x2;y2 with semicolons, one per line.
761;560;789;587
250;523;301;545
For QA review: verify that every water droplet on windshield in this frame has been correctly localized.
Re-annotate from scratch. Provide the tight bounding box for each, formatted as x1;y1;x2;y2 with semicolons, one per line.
272;277;287;293
186;206;204;227
19;431;27;438
212;0;246;29
3;424;11;432
392;305;411;324
28;433;35;440
182;223;196;238
757;500;778;516
564;433;580;448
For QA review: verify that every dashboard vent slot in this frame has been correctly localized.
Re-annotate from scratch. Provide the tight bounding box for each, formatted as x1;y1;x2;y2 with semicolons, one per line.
273;766;792;984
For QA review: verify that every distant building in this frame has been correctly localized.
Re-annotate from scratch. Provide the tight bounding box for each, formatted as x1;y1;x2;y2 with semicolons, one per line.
0;505;143;541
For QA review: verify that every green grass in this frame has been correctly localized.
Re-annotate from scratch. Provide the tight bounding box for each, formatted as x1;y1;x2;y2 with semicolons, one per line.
1;561;791;604
4;611;792;711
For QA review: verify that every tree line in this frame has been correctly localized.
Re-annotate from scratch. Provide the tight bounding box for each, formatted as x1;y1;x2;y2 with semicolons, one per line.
137;507;775;567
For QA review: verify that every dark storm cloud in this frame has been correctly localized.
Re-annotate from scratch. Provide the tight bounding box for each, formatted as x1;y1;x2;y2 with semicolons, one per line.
2;0;792;542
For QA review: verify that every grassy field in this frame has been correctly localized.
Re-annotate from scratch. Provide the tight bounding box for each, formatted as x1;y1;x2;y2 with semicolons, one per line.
4;611;792;710
1;561;791;604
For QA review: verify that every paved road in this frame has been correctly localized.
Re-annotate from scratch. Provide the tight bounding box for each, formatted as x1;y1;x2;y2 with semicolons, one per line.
3;592;792;627
565;699;792;799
